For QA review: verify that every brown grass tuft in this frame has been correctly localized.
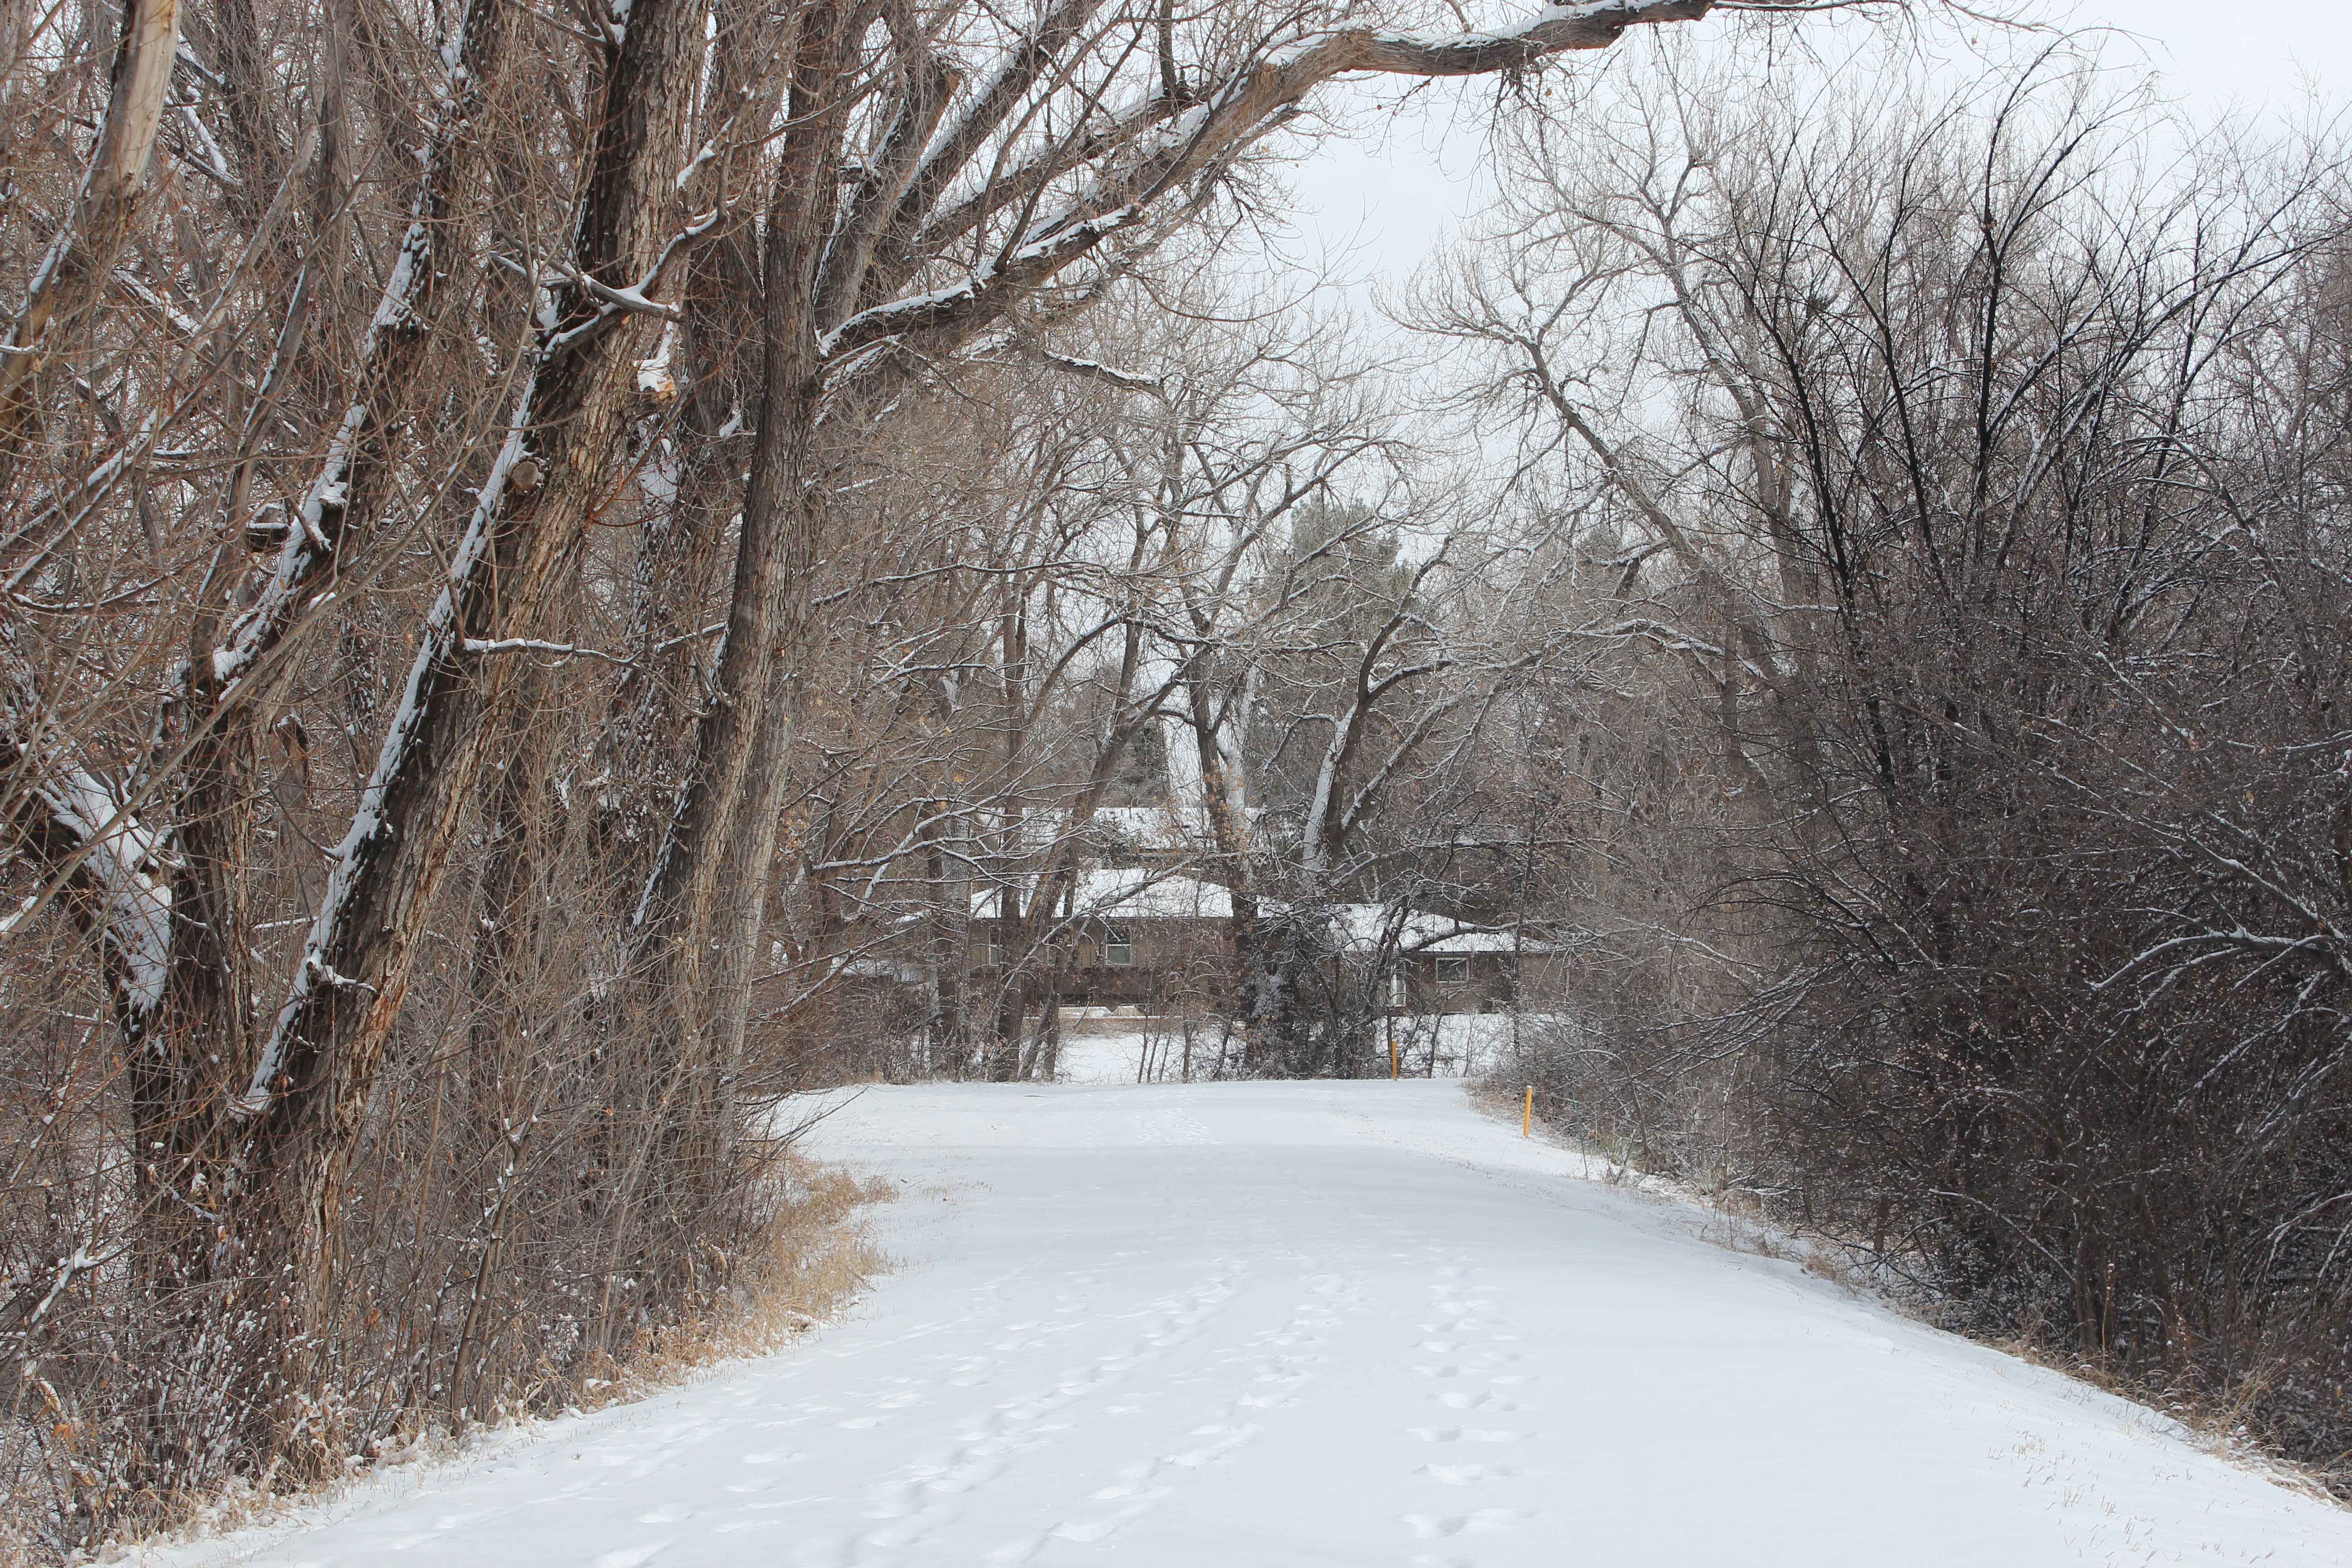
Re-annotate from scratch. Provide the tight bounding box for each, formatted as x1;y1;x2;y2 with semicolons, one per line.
45;1157;893;1568
530;1155;896;1428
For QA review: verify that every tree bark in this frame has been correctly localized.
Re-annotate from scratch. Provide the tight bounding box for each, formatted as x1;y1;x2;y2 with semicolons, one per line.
231;0;707;1381
637;1;862;1182
0;0;182;481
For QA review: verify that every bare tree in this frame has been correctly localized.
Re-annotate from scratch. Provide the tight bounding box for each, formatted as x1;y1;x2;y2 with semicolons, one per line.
1422;38;2352;1487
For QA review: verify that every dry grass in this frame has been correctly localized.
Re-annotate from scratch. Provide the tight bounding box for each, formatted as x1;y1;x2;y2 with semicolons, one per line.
1980;1329;2348;1506
606;1156;897;1392
1475;1091;2352;1511
37;1156;894;1568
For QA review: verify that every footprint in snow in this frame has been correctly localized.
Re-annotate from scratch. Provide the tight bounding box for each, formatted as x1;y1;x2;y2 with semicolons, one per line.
1167;1422;1258;1466
982;1531;1048;1564
1050;1495;1161;1544
1402;1508;1528;1539
1440;1390;1514;1411
1422;1463;1515;1485
589;1546;668;1568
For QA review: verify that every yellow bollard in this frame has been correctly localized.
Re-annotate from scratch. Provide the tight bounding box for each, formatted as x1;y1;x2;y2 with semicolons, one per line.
1523;1085;1533;1138
1389;1020;1399;1080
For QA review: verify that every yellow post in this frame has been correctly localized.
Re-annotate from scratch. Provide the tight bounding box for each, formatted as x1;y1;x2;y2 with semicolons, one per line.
1388;1017;1398;1080
1523;1085;1533;1138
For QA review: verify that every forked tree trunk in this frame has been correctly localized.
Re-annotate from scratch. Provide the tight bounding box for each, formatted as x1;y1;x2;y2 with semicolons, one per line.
150;0;512;1326
230;0;707;1394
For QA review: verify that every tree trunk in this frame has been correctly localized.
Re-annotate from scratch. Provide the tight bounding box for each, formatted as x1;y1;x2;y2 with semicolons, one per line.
0;0;181;478
636;2;859;1187
231;0;706;1402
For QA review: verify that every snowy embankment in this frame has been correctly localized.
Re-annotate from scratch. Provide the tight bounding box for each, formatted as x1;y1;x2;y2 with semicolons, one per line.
148;1080;2352;1567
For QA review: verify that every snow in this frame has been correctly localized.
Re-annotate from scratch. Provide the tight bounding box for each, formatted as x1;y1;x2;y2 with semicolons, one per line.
975;870;1235;923
2;648;172;1021
1309;904;1542;956
145;1079;2352;1567
1086;803;1211;853
1053;1012;1523;1083
31;760;171;1019
1049;1014;1237;1084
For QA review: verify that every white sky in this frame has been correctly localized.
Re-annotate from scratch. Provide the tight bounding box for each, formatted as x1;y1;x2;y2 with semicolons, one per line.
1286;1;2352;304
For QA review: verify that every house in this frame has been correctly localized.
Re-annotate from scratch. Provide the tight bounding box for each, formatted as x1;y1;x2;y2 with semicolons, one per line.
965;871;1535;1015
1323;906;1530;1014
970;869;1236;1009
1395;926;1526;1014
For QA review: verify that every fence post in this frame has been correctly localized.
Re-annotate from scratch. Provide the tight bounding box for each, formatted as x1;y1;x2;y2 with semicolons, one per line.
1523;1085;1533;1138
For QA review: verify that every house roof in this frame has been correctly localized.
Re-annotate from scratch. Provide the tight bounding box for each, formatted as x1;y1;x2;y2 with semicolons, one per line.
1318;905;1546;955
1414;929;1527;955
989;801;1255;857
972;869;1235;922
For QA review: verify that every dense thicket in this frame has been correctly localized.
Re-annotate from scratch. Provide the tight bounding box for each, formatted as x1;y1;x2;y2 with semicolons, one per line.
1438;46;2352;1484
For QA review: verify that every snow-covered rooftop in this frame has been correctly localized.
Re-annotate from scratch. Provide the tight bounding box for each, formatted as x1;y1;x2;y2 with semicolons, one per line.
986;801;1256;857
973;870;1235;922
1318;905;1544;955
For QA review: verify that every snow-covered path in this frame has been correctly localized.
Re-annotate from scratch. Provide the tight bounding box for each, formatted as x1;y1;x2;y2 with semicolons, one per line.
156;1081;2352;1567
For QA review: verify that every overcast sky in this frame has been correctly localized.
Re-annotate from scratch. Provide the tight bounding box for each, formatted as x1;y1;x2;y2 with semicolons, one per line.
1287;2;2352;303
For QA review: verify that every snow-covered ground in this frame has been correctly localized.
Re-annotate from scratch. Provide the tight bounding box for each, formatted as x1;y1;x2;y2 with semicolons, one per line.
148;1080;2352;1567
1052;1011;1529;1083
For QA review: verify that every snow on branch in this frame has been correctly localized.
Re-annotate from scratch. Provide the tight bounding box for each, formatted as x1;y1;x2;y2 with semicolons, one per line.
537;208;721;354
821;206;1146;361
842;3;1721;372
962;328;1166;393
0;647;172;1031
209;0;496;697
1034;349;1164;393
1351;1;1715;74
237;415;534;1121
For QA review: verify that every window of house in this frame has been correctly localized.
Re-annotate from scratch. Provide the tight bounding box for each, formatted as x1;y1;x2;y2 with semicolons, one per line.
984;940;1004;969
1103;926;1134;967
1435;956;1470;987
